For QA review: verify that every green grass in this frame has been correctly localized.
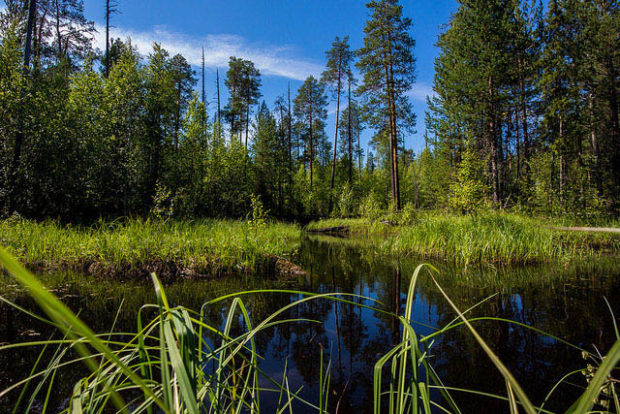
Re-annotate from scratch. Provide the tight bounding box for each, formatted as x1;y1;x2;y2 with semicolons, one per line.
1;248;617;413
306;211;619;265
0;218;301;277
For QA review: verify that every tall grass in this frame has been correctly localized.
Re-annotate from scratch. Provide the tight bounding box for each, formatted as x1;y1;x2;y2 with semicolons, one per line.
307;211;619;264
0;247;617;413
0;218;300;276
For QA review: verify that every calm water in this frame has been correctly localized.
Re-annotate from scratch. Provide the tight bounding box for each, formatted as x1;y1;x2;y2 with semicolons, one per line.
0;235;618;413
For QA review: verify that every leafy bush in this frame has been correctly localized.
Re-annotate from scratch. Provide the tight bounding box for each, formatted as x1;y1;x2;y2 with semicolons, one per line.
448;139;488;214
334;182;354;218
359;191;382;222
394;202;418;226
248;194;269;228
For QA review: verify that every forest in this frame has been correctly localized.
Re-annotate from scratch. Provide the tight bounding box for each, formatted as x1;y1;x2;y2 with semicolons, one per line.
0;0;617;222
0;0;619;413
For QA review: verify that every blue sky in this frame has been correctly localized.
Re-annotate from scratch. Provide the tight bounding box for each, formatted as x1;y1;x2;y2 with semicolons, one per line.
82;0;458;155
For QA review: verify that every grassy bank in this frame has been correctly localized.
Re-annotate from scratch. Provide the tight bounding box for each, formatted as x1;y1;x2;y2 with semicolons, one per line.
306;211;620;265
0;218;301;278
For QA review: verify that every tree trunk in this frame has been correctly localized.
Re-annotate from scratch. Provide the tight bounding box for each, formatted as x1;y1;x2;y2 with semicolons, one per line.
9;0;37;213
54;0;62;59
288;83;293;173
245;78;250;151
589;94;599;159
515;107;520;179
174;80;181;149
489;75;499;207
497;115;504;203
328;63;342;213
32;8;39;71
348;76;353;182
201;47;206;105
558;115;564;207
309;102;314;191
606;56;620;190
386;39;401;211
517;55;530;166
217;69;221;127
386;65;396;205
105;0;110;77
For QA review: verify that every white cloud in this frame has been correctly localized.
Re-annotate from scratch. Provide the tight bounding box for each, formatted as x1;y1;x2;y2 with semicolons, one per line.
92;24;322;81
407;83;436;103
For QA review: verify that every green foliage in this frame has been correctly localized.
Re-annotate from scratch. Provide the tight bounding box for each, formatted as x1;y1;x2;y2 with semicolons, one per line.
427;0;619;214
224;57;261;145
151;182;174;219
333;182;354;218
448;140;488;213
248;194;269;228
0;0;618;222
359;191;383;222
393;202;418;226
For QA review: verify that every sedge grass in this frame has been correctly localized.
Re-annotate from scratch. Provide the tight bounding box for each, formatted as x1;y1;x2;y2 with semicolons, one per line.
307;211;619;265
0;218;300;277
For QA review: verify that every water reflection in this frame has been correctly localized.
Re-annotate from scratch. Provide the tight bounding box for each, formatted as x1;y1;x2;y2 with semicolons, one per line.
0;236;618;413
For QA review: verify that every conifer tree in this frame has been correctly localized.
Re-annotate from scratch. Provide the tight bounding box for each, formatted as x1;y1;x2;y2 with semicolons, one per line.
293;76;328;191
168;54;196;149
322;36;353;212
224;57;261;149
104;0;118;78
357;0;416;211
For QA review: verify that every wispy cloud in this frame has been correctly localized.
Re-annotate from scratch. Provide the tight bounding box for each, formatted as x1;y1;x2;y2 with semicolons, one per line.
407;83;436;103
92;24;322;81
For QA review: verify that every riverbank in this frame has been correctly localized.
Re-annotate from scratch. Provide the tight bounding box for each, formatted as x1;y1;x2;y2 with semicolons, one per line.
0;218;301;279
306;211;620;265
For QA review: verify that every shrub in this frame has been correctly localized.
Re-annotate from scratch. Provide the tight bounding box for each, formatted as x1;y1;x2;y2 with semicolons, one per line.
359;191;382;221
334;182;354;218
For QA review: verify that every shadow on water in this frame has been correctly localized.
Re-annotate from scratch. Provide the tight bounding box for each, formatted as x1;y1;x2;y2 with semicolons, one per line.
0;235;618;413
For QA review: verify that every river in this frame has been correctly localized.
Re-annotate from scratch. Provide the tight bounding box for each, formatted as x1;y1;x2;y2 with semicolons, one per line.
1;235;618;413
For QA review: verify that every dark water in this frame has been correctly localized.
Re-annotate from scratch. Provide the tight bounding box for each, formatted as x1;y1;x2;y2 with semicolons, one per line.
0;235;618;413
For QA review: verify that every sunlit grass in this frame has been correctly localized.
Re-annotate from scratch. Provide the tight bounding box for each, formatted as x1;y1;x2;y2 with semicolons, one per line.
0;218;301;276
307;211;619;265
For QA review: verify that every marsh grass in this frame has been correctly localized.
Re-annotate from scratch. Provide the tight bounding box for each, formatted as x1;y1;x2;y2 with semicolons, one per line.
0;247;617;413
0;218;300;277
307;211;619;265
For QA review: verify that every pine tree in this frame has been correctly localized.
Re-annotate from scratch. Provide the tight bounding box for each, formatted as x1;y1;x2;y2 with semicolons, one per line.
168;54;196;149
339;101;364;179
449;138;488;213
252;101;282;213
48;0;95;61
104;0;118;78
293;76;328;191
428;0;519;206
357;0;416;211
224;57;261;149
321;36;353;212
